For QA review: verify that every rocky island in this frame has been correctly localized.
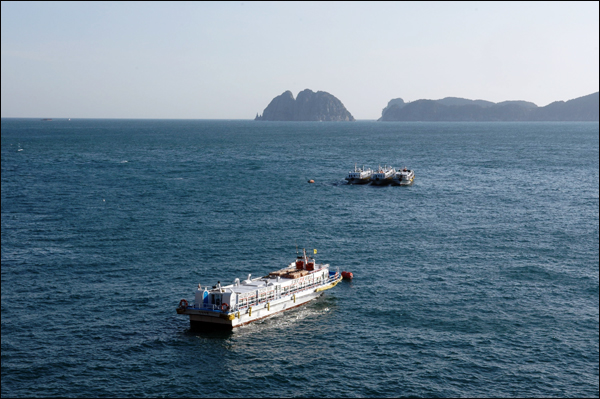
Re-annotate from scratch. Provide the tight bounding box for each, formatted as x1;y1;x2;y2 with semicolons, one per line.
255;89;355;121
378;92;599;122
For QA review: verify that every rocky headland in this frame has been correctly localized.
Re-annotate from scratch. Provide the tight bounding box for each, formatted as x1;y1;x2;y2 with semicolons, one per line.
255;89;355;121
378;92;599;122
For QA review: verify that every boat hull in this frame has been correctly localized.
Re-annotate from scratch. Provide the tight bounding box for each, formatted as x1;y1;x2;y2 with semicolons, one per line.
345;177;371;184
370;177;393;185
392;177;414;186
189;291;322;331
186;290;323;331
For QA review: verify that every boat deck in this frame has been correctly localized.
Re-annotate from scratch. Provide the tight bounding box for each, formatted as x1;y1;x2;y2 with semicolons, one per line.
224;264;328;295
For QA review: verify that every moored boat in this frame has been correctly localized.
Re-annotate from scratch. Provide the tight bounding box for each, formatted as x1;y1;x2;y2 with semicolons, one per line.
392;167;415;185
345;164;373;184
371;165;396;185
177;249;342;330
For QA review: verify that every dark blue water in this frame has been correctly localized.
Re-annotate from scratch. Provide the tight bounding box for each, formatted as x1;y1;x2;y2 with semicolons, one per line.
2;119;598;398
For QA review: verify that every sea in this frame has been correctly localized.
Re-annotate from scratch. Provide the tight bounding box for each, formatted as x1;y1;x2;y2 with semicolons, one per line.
1;118;598;398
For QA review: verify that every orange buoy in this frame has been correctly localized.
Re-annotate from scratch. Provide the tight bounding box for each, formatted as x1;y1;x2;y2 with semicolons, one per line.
342;271;353;280
308;179;315;183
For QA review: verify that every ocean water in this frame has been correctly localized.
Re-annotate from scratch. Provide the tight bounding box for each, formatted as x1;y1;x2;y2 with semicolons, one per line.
1;119;598;398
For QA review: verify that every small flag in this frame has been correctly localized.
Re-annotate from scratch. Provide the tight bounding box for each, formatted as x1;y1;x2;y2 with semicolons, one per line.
313;249;317;254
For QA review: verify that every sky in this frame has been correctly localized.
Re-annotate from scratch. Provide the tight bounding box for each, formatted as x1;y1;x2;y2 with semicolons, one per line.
1;1;599;120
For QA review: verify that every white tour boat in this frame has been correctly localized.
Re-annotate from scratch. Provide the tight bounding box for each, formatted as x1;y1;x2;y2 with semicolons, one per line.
392;167;415;185
371;165;396;185
177;249;342;330
345;164;373;184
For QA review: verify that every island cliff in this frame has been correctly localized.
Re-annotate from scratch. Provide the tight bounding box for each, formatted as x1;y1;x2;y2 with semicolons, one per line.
255;89;355;121
378;92;599;122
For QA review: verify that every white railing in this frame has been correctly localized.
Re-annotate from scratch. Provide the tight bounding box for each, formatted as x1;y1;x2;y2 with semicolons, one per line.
192;272;340;313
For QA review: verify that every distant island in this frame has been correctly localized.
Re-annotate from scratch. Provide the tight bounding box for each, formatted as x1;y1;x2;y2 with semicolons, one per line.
378;92;599;121
255;89;355;121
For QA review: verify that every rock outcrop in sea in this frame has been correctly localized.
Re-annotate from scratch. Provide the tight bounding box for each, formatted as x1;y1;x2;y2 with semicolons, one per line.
255;89;355;121
378;92;599;122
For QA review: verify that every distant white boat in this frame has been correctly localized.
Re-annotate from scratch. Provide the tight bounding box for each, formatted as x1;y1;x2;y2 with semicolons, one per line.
371;165;396;185
345;164;373;184
392;167;415;185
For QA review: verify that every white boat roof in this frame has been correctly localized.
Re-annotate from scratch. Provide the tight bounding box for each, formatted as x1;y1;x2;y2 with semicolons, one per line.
214;263;330;295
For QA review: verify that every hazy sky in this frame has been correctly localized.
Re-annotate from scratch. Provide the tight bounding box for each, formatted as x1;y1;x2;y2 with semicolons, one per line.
1;1;599;120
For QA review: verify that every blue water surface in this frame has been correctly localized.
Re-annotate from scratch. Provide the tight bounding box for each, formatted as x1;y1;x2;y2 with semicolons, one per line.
1;119;598;398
